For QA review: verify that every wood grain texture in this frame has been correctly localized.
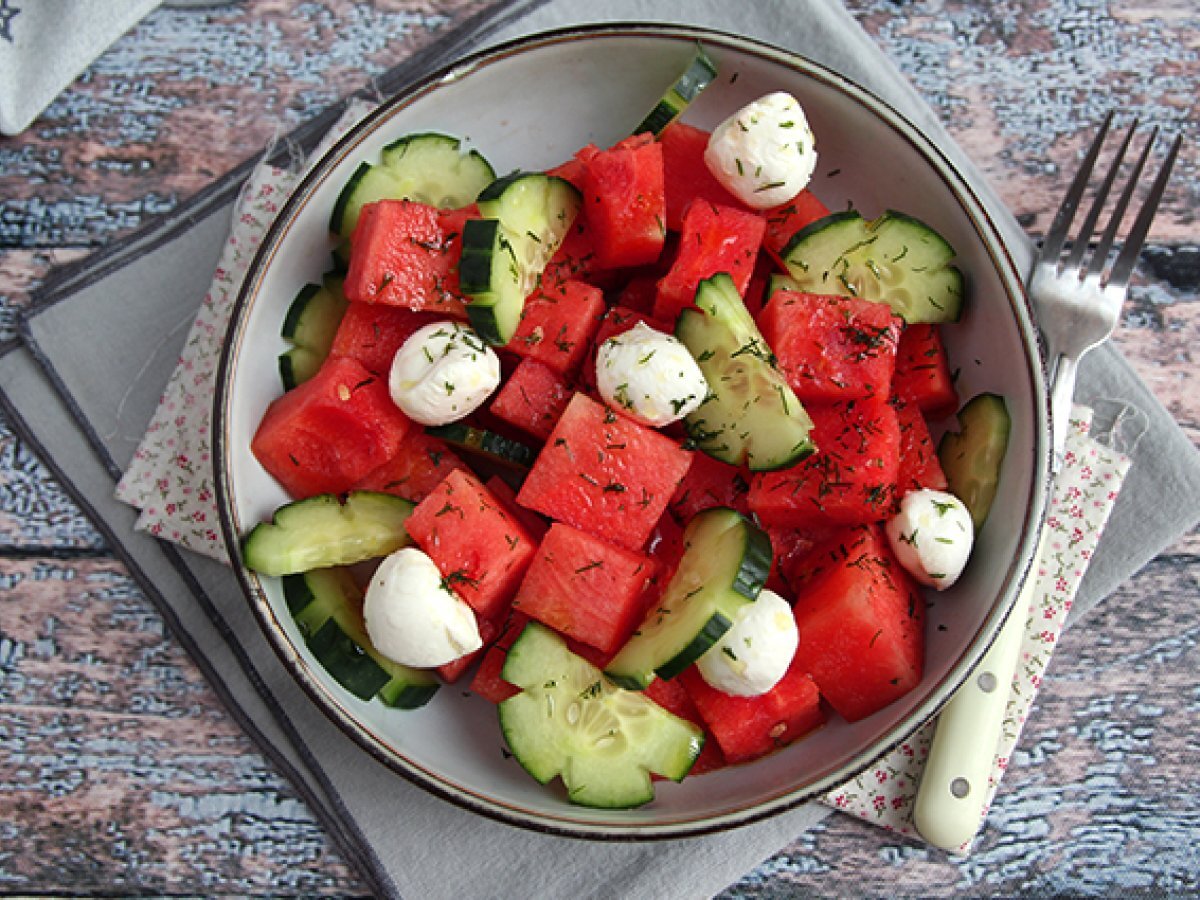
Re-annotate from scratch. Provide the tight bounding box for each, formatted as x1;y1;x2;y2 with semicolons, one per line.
1;0;1196;896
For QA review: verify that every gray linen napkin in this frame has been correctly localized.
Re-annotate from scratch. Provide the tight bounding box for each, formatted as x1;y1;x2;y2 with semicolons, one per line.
0;0;162;135
7;2;1200;898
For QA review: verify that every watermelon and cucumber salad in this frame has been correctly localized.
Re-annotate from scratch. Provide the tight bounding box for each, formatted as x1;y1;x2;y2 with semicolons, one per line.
242;47;1010;810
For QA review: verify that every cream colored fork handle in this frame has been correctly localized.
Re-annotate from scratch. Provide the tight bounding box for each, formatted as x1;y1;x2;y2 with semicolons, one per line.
912;543;1040;852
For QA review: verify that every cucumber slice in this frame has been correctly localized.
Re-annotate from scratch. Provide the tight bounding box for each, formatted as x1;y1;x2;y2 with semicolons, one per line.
937;393;1011;531
278;275;348;390
241;491;414;577
378;132;496;207
459;173;581;345
764;271;804;301
329;161;407;238
676;273;815;472
633;45;718;136
285;567;439;707
425;423;536;469
499;621;703;808
781;210;964;324
604;507;772;690
329;132;496;261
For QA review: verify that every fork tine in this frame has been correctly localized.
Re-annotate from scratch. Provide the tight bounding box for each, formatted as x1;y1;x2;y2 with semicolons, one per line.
1063;118;1138;272
1086;126;1158;279
1040;110;1114;263
1105;131;1182;291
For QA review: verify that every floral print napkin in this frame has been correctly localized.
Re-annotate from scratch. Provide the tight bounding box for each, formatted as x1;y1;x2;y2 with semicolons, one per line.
115;103;373;557
114;106;1131;853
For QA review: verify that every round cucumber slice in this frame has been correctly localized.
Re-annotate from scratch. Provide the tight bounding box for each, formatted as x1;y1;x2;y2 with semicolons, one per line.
499;621;704;809
781;209;964;324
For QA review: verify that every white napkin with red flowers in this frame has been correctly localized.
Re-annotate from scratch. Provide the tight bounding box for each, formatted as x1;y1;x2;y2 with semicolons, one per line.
113;91;1133;852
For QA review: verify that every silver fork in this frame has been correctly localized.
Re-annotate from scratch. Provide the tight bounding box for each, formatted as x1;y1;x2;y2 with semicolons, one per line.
1029;112;1181;469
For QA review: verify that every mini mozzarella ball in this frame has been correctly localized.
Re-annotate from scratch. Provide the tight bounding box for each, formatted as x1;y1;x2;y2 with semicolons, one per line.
696;589;799;697
704;91;818;209
388;321;500;426
886;489;975;591
363;547;483;668
595;322;709;427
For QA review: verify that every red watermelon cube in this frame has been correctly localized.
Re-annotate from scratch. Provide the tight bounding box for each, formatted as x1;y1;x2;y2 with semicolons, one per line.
669;451;752;522
679;663;826;764
514;522;660;655
506;279;605;377
352;431;469;505
790;524;925;722
658;121;749;231
893;396;949;495
515;393;692;552
893;323;959;419
575;133;666;269
748;395;901;528
250;356;413;499
757;290;902;403
488;357;573;442
654;200;766;322
329;301;441;377
761;190;831;266
342;199;471;318
406;469;538;621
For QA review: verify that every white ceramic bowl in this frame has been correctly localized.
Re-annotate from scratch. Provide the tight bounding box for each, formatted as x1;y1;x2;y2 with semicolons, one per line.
215;24;1050;838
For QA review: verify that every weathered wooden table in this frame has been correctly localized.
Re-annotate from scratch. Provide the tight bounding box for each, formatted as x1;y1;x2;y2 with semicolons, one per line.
2;1;1196;895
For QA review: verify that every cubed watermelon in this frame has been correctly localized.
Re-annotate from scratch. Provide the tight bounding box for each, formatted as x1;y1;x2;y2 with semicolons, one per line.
467;611;530;703
669;451;752;522
893;323;959;419
488;357;573;441
516;392;692;552
748;395;901;527
765;524;836;596
761;190;831;266
506;278;605;377
251;356;412;499
406;469;538;621
654;200;766;322
342;199;471;318
351;430;469;504
789;524;925;722
484;475;550;541
575;133;666;269
513;522;660;655
679;662;826;764
893;396;949;495
329;301;441;377
658;121;749;231
757;290;902;403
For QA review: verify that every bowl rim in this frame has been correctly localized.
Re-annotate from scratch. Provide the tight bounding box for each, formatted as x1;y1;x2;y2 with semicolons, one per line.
213;21;1051;840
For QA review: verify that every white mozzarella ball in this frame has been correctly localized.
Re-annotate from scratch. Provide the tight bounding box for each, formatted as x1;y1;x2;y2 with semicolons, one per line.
696;589;799;697
389;321;500;425
885;489;975;590
704;91;818;209
363;547;483;668
595;322;709;427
